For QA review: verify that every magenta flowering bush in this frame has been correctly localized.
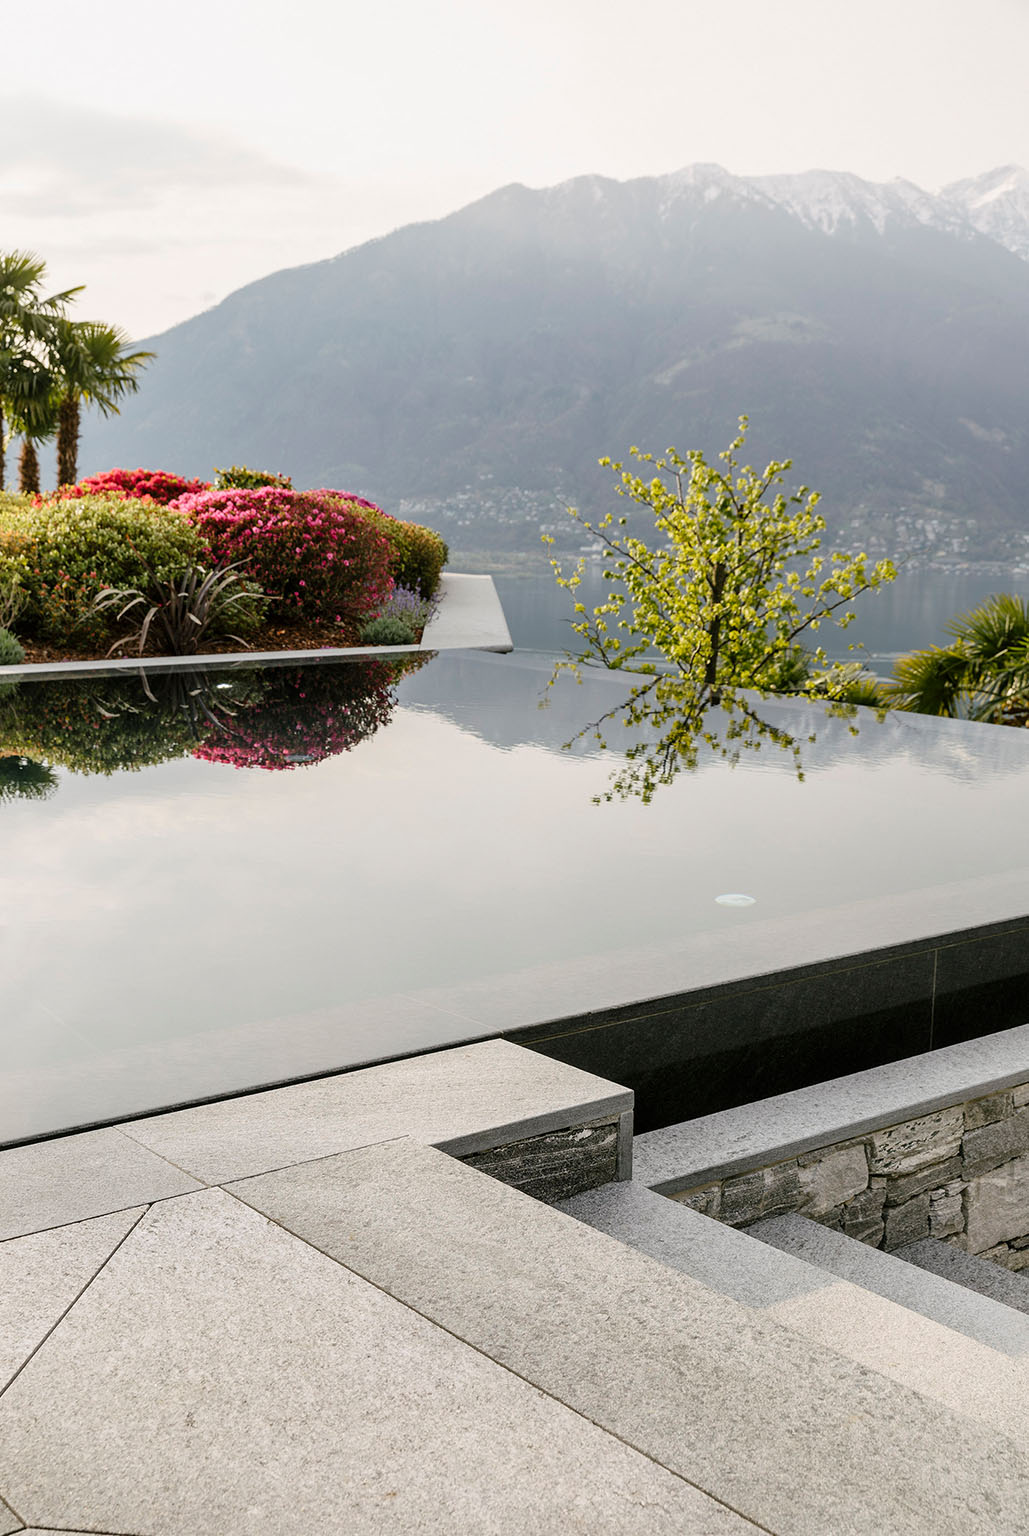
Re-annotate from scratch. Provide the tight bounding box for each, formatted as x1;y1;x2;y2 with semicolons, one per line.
315;491;447;599
67;469;211;505
172;487;393;623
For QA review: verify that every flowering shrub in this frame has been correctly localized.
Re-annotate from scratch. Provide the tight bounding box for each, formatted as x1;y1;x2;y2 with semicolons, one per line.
174;487;393;622
192;661;396;770
63;469;211;505
0;495;206;643
314;491;447;600
213;465;292;490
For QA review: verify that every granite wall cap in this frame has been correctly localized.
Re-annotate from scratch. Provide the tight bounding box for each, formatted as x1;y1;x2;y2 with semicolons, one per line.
634;1021;1029;1194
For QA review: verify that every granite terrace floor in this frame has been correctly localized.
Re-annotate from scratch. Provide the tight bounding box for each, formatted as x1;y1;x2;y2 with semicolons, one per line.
3;1040;1029;1535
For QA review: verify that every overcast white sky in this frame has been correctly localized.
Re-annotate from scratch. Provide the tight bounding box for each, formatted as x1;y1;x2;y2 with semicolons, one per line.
4;0;1028;338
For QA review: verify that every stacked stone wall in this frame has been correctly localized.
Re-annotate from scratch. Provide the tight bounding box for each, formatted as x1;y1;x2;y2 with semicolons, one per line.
670;1081;1029;1269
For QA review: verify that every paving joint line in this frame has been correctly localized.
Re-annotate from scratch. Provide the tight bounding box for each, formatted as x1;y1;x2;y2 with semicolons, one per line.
221;1180;778;1535
0;1206;150;1402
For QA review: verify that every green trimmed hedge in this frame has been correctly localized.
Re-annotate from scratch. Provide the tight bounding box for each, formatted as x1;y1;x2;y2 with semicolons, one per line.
0;493;206;643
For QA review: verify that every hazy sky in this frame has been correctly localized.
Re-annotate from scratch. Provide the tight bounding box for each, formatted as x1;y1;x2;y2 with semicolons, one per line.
5;0;1028;338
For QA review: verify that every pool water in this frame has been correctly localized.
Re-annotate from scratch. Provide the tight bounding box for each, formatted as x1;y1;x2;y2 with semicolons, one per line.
2;649;1028;1144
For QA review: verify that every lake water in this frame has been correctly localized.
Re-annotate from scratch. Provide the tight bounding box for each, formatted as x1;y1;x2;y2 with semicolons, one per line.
495;567;1029;670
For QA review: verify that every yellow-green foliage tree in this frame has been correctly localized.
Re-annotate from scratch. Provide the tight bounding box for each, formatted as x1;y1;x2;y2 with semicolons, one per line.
548;418;896;800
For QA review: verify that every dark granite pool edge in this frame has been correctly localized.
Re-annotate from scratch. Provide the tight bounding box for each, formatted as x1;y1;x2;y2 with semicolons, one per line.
506;913;1029;1133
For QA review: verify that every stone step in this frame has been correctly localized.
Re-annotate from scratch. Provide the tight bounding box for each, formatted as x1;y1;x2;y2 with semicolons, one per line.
749;1211;1029;1356
560;1180;1029;1450
558;1178;841;1308
226;1138;1029;1536
897;1237;1029;1315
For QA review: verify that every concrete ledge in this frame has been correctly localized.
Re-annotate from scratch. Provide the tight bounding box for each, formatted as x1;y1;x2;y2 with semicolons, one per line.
634;1021;1029;1194
0;570;511;683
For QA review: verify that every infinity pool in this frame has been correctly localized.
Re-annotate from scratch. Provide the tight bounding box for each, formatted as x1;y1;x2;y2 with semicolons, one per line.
2;649;1028;1143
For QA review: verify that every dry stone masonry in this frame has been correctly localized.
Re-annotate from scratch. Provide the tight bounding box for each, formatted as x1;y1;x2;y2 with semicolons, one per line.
670;1081;1029;1269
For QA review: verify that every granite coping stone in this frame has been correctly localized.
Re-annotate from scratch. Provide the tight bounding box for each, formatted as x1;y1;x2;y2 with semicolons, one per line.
0;1130;201;1243
0;1186;756;1536
0;1208;145;1391
634;1020;1029;1194
228;1136;1029;1536
749;1213;1029;1357
121;1038;632;1185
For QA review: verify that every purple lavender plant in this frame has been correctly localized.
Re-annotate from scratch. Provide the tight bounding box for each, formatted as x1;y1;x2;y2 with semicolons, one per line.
378;585;438;630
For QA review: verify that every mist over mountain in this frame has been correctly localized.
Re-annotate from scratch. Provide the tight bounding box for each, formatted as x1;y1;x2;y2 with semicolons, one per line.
81;163;1029;565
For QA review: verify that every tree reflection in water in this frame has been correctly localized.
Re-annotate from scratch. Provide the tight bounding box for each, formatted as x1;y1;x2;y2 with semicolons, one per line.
551;662;874;804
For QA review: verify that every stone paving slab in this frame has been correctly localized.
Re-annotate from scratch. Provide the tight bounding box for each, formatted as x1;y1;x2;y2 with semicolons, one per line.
0;1500;19;1535
229;1137;1029;1536
0;1131;200;1242
0;1187;757;1536
0;1208;144;1391
121;1039;630;1185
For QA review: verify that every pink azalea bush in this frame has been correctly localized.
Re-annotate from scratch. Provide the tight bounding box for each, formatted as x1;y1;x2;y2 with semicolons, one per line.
172;487;393;622
64;469;211;505
313;490;448;599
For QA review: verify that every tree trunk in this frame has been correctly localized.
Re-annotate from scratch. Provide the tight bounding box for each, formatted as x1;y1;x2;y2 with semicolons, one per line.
56;394;80;487
18;440;40;495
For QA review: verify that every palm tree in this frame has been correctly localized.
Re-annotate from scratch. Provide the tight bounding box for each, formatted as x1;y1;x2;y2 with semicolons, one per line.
0;252;80;492
12;389;60;494
885;593;1029;725
52;320;154;487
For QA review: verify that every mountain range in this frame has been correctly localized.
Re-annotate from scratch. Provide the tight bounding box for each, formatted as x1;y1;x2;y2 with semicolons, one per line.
81;164;1029;564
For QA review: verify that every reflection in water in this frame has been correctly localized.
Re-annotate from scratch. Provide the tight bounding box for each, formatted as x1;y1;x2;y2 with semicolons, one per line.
548;661;866;804
0;654;429;791
0;755;58;803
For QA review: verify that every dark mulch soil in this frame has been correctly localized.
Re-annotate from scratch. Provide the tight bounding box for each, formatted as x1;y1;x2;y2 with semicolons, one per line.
14;618;369;665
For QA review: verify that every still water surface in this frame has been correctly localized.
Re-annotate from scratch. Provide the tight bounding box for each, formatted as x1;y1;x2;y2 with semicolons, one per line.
1;649;1027;1143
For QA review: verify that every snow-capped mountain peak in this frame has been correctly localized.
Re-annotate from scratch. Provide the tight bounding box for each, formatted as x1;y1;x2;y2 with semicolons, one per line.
941;165;1029;261
654;162;776;216
749;168;970;238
